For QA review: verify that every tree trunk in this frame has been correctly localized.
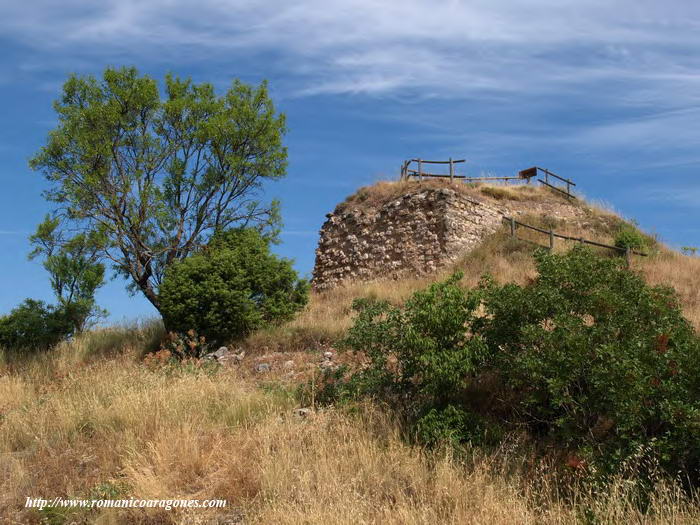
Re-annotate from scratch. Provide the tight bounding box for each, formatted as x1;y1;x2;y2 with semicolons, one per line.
140;281;161;312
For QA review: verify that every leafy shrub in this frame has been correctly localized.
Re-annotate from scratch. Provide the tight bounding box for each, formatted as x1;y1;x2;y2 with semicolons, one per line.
0;299;73;351
415;405;494;447
614;224;650;252
341;274;492;442
159;329;209;359
159;228;308;347
341;247;700;482
480;247;700;479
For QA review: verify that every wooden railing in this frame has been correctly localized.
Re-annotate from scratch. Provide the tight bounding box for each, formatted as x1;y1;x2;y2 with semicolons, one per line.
400;158;537;183
503;216;647;266
518;166;576;200
400;158;465;181
400;160;579;202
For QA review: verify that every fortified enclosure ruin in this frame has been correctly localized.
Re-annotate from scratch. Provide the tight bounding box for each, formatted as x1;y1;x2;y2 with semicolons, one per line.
312;169;589;291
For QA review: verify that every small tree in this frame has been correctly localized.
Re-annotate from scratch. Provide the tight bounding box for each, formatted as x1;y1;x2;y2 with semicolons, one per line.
29;215;107;332
30;67;287;310
158;228;308;348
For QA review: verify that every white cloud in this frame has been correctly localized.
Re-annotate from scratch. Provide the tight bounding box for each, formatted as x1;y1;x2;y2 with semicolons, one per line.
573;108;700;149
2;0;700;100
4;0;700;169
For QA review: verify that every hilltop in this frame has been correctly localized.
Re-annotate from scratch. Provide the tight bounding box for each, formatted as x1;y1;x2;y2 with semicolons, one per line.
2;179;700;524
313;180;623;290
248;180;698;355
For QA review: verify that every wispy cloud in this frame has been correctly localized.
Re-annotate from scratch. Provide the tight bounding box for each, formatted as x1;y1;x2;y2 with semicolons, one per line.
3;1;700;175
3;1;700;101
636;183;700;208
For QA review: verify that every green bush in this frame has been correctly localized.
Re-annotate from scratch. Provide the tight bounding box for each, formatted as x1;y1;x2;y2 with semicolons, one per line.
415;405;495;447
614;224;650;252
0;299;73;351
480;247;700;479
341;274;494;443
158;228;308;348
341;247;700;482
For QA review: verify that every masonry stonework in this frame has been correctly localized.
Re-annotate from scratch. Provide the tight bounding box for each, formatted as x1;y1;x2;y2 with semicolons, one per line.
312;188;507;291
312;184;593;291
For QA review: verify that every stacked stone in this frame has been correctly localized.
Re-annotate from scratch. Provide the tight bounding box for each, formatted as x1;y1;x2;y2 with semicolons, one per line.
311;188;504;291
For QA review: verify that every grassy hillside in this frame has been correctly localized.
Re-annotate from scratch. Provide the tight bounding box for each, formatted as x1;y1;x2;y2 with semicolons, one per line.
2;180;700;524
248;181;700;353
2;327;699;524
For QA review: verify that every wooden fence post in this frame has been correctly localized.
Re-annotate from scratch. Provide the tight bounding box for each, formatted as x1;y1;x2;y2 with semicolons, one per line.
449;157;454;183
510;217;516;238
418;159;423;183
625;247;631;268
549;230;554;250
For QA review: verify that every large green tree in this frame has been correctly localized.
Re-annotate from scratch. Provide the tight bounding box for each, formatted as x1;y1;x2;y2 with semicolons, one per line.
30;67;287;309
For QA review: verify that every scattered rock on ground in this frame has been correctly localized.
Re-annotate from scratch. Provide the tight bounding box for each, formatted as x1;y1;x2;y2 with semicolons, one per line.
204;347;245;364
255;363;271;373
319;354;336;370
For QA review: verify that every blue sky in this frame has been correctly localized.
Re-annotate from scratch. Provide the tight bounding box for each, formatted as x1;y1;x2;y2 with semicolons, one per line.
1;1;699;322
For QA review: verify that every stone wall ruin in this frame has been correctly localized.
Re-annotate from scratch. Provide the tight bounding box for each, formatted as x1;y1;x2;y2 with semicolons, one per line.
311;183;593;291
311;187;505;291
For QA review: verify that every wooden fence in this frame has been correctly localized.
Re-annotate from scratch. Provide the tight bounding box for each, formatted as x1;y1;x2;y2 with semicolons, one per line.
400;158;537;183
399;161;578;200
518;166;576;200
503;216;647;266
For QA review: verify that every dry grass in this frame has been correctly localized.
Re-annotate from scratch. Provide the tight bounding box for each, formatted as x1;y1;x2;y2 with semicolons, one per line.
250;410;700;525
0;332;296;524
335;180;577;214
250;181;698;353
638;250;700;329
1;343;698;524
2;181;699;523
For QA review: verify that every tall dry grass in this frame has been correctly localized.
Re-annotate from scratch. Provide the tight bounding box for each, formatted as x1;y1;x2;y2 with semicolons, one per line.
2;180;698;523
0;338;296;524
1;347;698;524
638;250;700;329
336;179;579;214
